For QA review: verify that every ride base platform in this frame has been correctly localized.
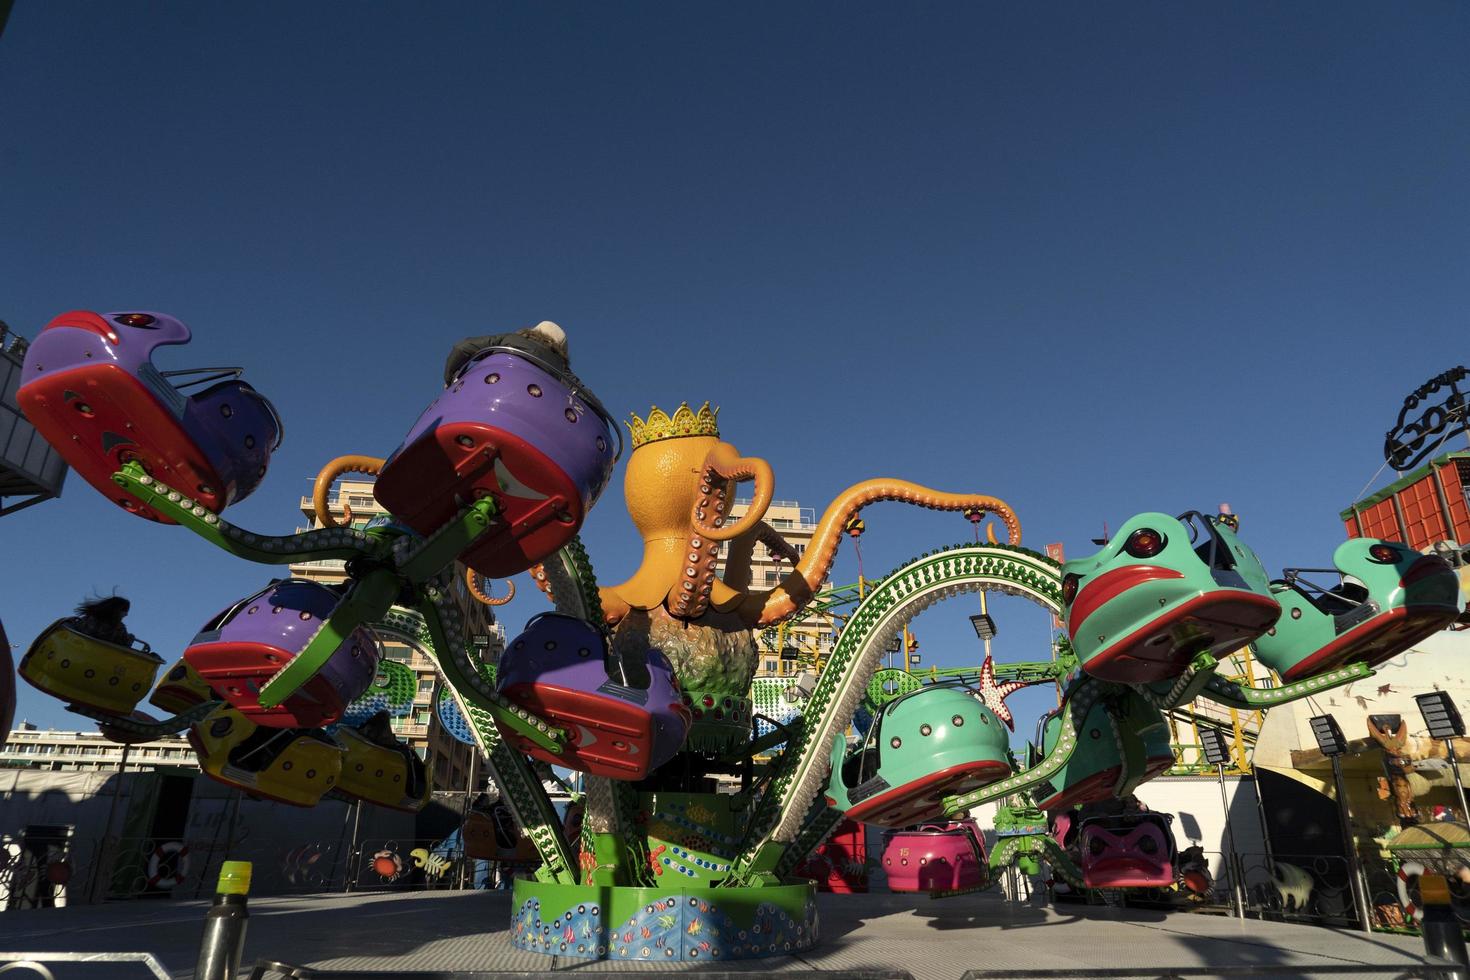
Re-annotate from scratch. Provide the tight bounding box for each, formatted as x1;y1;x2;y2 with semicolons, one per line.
0;888;1442;979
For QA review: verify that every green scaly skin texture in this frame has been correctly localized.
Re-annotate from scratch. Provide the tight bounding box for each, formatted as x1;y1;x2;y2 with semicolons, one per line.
728;543;1065;886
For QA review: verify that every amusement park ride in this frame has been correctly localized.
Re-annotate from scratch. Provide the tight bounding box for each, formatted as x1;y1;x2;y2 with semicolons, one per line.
6;309;1470;960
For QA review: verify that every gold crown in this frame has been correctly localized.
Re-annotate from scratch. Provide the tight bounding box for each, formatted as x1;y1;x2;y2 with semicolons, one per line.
626;401;720;448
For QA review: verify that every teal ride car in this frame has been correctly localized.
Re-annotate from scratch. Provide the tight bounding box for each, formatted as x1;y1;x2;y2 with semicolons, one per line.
1061;512;1281;683
1252;538;1461;682
825;683;1011;828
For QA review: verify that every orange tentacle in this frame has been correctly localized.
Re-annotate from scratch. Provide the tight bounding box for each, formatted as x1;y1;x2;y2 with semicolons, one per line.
531;564;555;601
465;568;516;606
743;480;1021;627
756;522;801;564
313;454;386;528
689;442;775;542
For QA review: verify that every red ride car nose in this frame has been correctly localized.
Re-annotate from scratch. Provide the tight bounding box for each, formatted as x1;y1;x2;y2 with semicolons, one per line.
1402;556;1452;588
1068;565;1185;637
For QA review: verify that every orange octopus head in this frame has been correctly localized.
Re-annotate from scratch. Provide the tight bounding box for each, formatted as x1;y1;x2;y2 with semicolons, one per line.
623;402;726;542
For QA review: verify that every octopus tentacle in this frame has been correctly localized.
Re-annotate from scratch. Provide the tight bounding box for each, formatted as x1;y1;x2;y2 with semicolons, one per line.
313;454;387;528
736;480;1021;628
670;463;730;621
690;442;774;541
531;564;555;601
465;567;515;606
756;522;801;564
718;520;797;598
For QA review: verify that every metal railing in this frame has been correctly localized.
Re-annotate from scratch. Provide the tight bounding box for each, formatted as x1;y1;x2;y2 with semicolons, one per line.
1054;850;1385;931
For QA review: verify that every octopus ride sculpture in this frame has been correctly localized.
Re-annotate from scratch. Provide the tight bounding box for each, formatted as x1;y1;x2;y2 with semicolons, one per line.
13;308;1460;959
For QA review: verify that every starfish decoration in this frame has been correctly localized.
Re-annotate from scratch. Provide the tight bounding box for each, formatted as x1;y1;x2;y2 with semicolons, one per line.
976;652;1028;730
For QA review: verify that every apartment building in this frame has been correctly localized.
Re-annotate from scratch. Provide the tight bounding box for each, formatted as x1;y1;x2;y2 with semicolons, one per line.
1;723;197;772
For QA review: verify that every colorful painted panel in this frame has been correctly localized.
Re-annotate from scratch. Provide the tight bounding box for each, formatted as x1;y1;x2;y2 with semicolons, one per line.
510;879;817;961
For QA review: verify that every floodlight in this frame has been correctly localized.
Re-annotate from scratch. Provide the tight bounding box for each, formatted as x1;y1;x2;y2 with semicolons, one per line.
780;645;800;662
1416;691;1466;740
969;614;997;642
1308;714;1347;758
1198;727;1231;767
885;636;903;654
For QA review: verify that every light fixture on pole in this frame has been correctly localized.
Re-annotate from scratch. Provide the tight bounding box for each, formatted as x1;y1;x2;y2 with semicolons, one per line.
885;634;902;670
1198;727;1245;919
1308;713;1373;933
969;613;997;642
1416;692;1467;820
1309;714;1348;758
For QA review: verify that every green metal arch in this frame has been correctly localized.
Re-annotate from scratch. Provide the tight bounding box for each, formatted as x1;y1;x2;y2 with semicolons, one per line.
731;543;1062;881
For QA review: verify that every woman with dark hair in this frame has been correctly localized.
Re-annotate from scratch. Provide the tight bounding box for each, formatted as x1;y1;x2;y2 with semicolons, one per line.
70;596;134;648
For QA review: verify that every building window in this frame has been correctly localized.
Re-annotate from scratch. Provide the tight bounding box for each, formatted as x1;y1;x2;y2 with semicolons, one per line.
764;570;779;586
418;679;435;693
414;708;430;725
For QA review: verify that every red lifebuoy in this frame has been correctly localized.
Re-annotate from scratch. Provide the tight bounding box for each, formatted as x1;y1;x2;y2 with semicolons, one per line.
146;842;190;890
1397;860;1426;925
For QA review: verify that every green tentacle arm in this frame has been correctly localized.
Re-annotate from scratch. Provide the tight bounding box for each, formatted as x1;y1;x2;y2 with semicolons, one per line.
727;542;1063;885
112;461;391;565
942;687;1090;815
773;801;846;881
415;581;567;755
538;536;606;627
373;608;579;885
1198;661;1373;710
1136;651;1220;712
69;699;223;741
990;834;1082;888
257;567;401;709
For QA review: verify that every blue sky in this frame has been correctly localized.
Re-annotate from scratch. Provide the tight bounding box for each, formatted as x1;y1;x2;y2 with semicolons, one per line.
2;2;1467;743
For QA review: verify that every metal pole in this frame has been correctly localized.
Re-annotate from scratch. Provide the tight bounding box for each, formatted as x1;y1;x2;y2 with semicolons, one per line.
1330;755;1374;933
1447;740;1467;822
1251;765;1276;876
224;788;242;852
344;801;364;894
1217;763;1245;918
89;743;130;904
458;752;478;890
